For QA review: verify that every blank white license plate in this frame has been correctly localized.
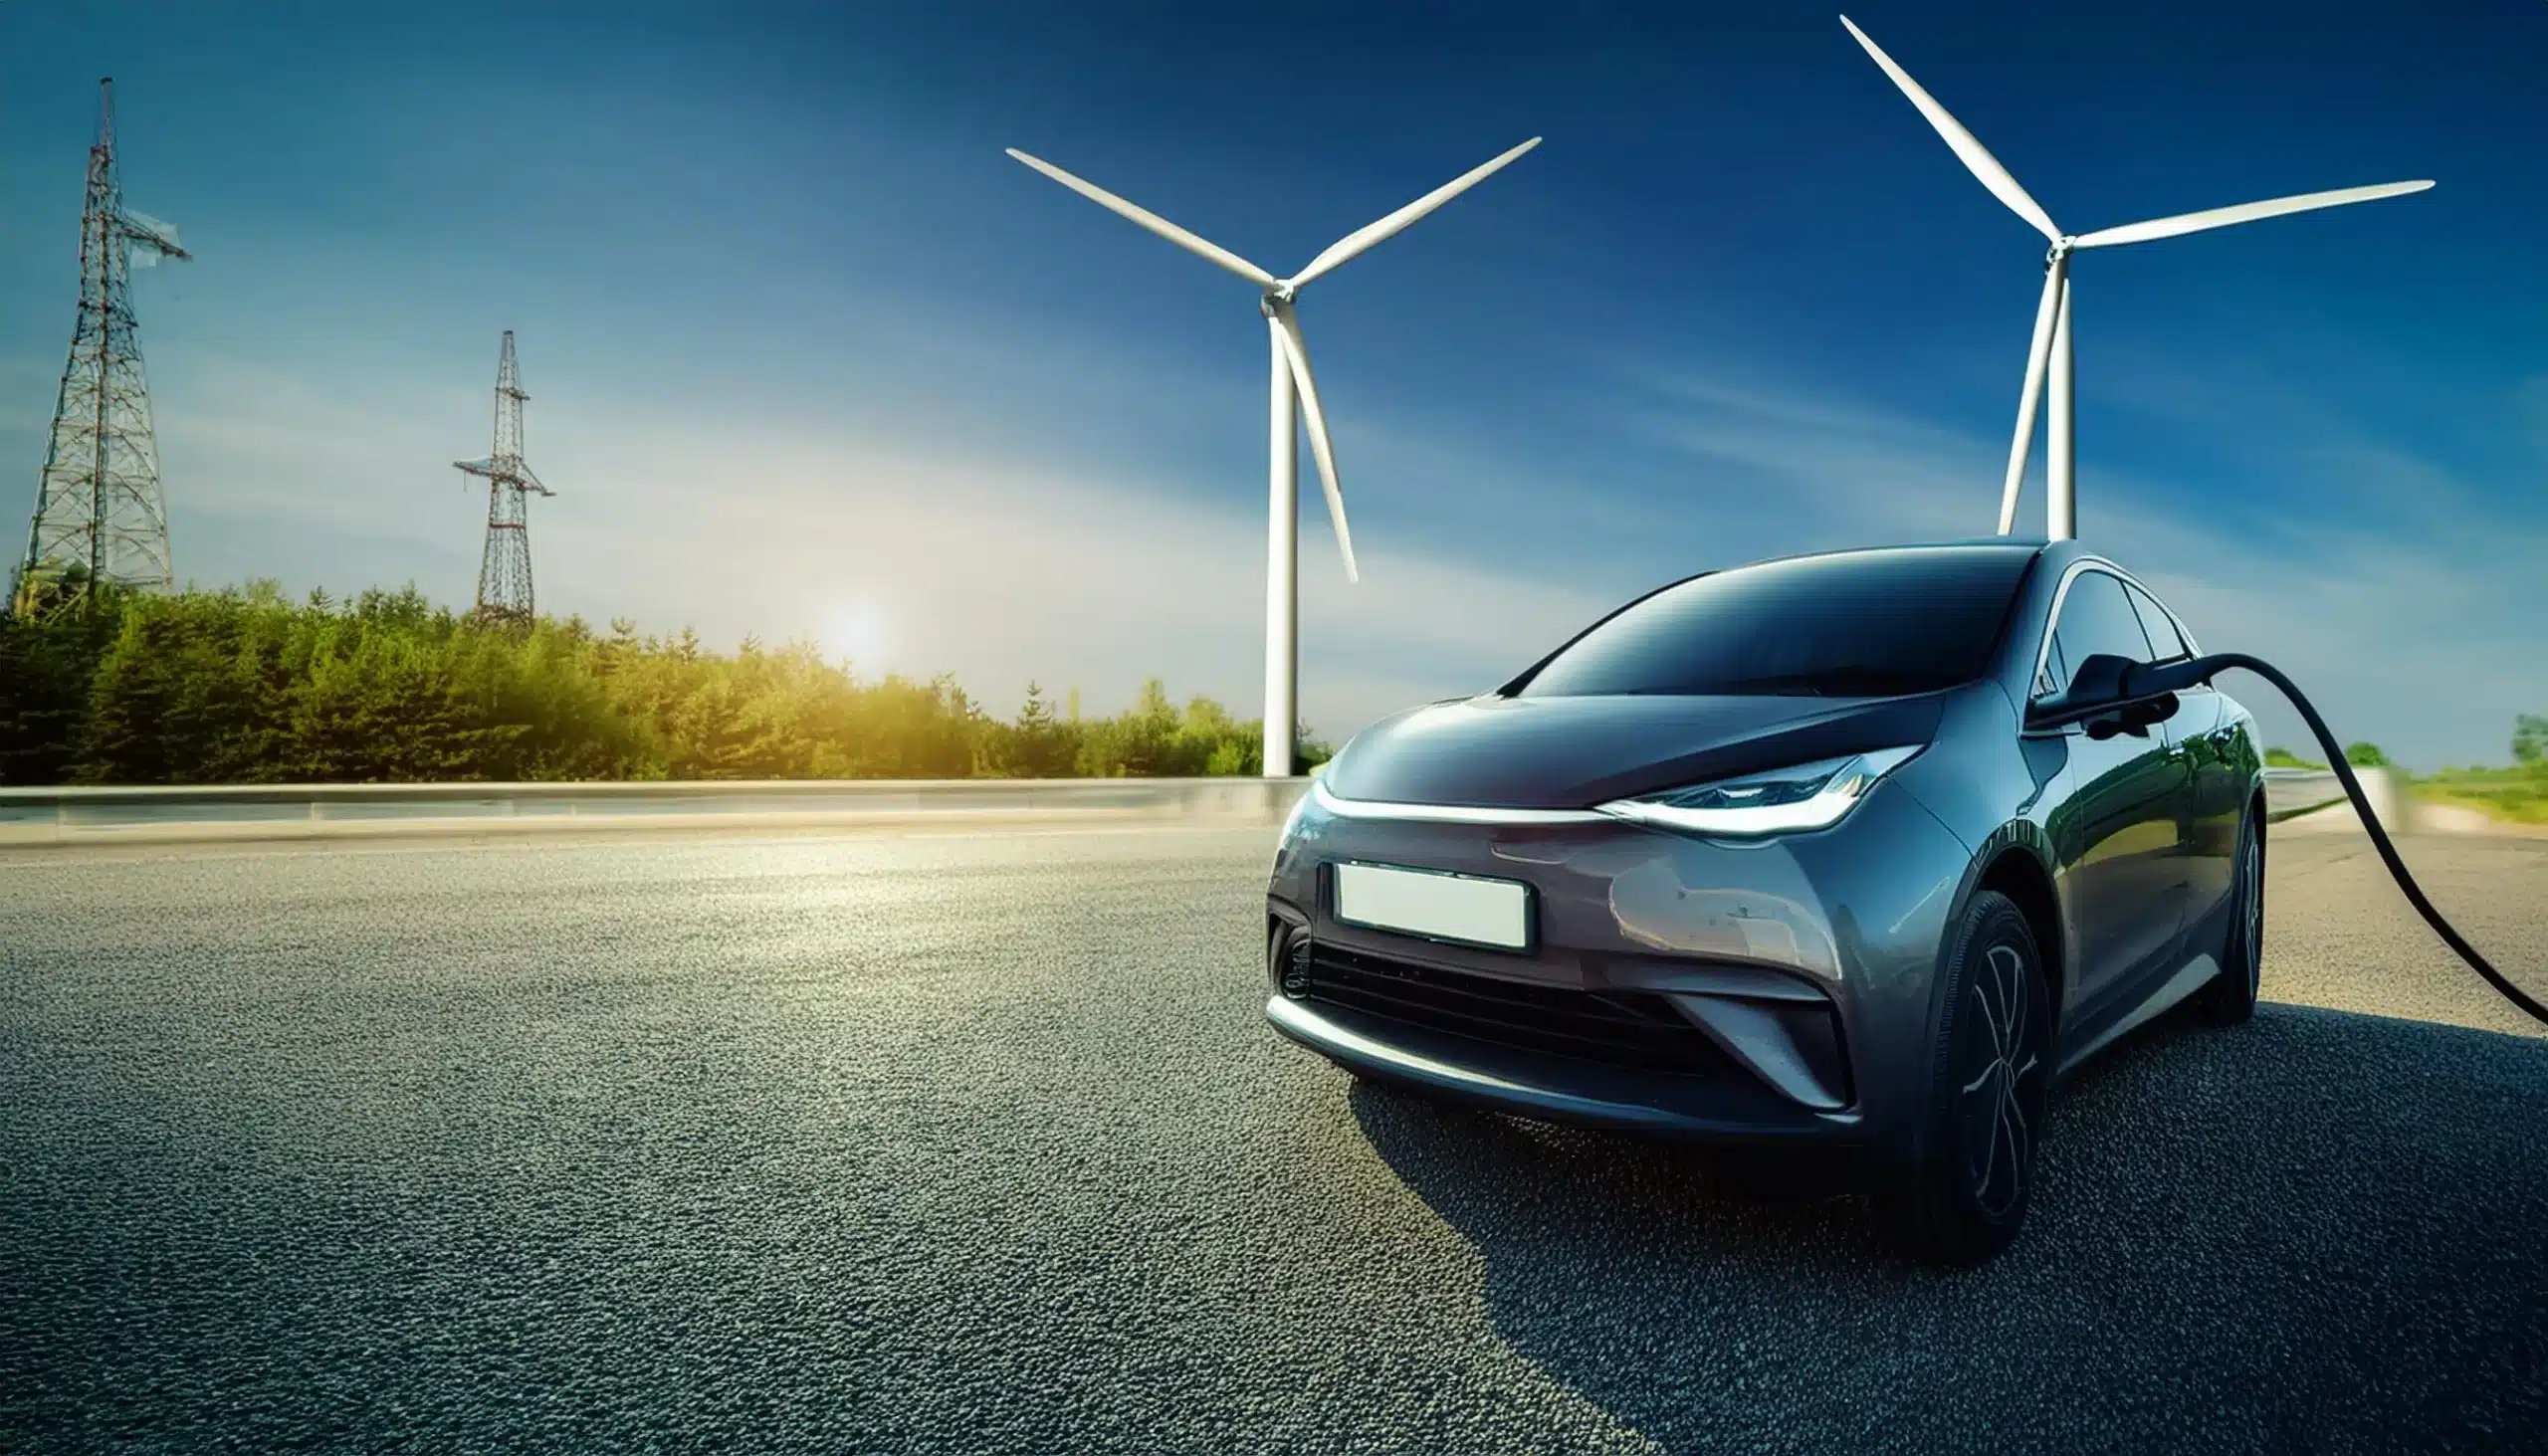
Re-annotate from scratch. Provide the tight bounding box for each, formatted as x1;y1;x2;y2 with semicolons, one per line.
1332;862;1532;950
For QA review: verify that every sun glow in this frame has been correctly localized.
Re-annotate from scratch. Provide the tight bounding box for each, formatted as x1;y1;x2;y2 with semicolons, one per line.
822;600;892;673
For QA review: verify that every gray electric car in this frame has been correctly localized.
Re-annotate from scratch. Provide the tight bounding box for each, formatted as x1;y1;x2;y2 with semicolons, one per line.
1263;538;2265;1264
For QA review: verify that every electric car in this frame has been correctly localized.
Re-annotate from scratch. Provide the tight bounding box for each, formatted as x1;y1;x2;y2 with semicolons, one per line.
1263;538;2266;1265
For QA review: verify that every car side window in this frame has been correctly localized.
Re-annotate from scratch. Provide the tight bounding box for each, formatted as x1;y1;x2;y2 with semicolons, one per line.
2124;581;2190;663
2037;569;2153;700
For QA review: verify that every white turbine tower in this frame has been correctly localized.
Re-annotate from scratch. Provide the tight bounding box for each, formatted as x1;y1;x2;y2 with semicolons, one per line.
1006;138;1541;776
1838;15;2432;541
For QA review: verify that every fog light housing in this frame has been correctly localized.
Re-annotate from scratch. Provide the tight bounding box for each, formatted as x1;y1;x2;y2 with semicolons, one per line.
1281;934;1314;999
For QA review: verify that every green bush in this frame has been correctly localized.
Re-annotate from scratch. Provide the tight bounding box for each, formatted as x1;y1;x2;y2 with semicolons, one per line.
0;584;1333;785
2343;741;2391;768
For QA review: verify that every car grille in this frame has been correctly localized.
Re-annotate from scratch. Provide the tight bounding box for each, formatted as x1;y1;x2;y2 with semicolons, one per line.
1293;940;1724;1078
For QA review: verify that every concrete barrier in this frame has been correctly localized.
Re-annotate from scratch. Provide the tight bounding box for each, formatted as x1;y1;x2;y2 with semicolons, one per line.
0;776;1317;848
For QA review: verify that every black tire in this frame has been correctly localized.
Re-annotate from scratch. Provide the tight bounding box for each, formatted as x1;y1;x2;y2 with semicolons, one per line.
1878;890;2053;1268
2195;810;2264;1026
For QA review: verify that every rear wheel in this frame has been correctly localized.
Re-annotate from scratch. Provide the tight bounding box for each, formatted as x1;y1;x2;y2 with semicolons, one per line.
1879;891;2051;1268
2195;811;2263;1025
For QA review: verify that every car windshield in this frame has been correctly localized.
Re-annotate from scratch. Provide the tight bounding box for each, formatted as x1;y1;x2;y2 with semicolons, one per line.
1513;545;2038;699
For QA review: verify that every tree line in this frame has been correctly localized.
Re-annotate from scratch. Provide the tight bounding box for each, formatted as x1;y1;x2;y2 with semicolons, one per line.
2268;714;2548;777
2266;717;2546;826
0;582;1332;785
9;580;2537;797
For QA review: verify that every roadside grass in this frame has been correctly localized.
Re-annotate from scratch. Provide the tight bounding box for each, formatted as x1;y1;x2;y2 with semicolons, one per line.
2410;765;2548;825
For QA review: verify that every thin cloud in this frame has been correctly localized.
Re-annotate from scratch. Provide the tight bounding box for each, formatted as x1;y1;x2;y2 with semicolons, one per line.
48;330;2548;769
1618;361;2548;768
130;345;1619;736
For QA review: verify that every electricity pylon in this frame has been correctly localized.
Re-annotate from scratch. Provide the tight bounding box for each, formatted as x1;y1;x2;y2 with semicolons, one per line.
15;78;189;620
453;330;551;629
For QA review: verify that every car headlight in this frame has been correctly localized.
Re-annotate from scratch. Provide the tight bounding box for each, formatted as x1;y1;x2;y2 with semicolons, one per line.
1593;745;1924;837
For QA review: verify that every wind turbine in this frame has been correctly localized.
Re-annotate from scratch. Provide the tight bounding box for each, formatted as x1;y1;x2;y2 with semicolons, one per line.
1006;137;1541;776
1838;15;2432;541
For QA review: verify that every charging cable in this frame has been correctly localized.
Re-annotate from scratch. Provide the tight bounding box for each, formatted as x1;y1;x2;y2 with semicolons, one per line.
2123;653;2546;1026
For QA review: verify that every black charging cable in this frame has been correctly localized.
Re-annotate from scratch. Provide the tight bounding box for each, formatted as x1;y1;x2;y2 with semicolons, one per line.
2123;653;2547;1026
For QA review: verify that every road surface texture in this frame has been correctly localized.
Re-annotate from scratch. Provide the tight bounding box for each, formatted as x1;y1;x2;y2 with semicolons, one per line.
3;821;2543;1455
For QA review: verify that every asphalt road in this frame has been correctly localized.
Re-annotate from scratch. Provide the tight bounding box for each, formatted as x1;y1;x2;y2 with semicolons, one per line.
2;822;2543;1455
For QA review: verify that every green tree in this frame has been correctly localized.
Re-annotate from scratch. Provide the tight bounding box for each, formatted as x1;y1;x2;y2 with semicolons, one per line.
2344;741;2392;768
0;583;125;783
1295;722;1336;771
4;582;1340;785
2515;714;2547;765
1076;678;1179;776
995;682;1079;777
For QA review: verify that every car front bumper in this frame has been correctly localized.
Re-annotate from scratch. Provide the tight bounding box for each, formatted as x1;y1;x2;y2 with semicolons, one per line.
1265;993;1858;1144
1263;777;1975;1148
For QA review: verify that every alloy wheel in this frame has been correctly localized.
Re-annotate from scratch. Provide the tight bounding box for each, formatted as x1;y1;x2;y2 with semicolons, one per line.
2239;830;2263;998
1958;941;2040;1219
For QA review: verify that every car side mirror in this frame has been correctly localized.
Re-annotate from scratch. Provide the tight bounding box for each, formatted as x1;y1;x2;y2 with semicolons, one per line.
2065;652;2136;708
2029;652;2171;733
2083;691;2179;739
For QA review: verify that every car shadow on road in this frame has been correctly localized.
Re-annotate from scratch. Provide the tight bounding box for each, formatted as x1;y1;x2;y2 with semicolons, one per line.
1348;1002;2548;1455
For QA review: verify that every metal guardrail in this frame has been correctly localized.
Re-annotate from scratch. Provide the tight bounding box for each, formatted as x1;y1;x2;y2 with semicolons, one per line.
0;776;1318;846
2262;764;2421;831
2262;766;2345;816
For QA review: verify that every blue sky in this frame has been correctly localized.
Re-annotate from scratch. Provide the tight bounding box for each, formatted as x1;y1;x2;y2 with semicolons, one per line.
2;0;2542;767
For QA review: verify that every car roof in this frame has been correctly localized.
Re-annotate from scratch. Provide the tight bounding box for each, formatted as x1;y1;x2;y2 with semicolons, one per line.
1706;537;2051;574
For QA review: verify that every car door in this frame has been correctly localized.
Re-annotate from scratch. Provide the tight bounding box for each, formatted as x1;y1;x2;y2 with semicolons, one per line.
2126;579;2236;936
2032;568;2193;1022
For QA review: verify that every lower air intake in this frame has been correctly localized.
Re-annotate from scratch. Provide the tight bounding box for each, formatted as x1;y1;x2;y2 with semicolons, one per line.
1298;942;1725;1077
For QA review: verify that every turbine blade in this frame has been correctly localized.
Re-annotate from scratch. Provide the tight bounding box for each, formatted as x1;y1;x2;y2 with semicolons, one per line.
1838;16;2060;244
1285;137;1543;291
1268;309;1359;583
1004;148;1277;288
2070;179;2435;249
2000;264;2063;534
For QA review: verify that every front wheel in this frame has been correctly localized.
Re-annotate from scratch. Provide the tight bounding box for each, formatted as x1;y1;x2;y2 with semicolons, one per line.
1878;890;2052;1268
2195;811;2263;1025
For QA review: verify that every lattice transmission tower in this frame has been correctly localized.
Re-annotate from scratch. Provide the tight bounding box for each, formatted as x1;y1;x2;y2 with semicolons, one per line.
453;330;552;629
14;78;190;620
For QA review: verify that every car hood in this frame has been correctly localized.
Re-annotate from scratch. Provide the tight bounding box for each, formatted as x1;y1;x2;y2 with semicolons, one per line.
1317;691;1952;809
